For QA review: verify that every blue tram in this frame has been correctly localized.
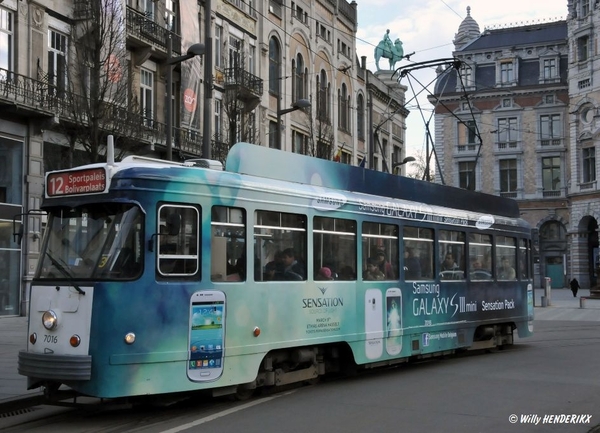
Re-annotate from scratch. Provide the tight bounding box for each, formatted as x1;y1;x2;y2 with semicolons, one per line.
18;142;533;399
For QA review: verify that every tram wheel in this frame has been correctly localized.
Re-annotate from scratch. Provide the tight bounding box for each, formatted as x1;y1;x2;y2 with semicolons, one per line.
232;386;255;401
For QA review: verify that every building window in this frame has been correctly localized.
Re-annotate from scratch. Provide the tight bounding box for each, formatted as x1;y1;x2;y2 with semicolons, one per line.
292;53;306;101
292;130;307;154
540;114;561;145
582;0;590;16
338;83;349;131
500;61;514;84
248;44;255;74
357;94;365;140
165;0;178;32
214;99;222;140
140;68;154;126
458;120;477;150
229;35;242;70
316;22;330;43
459;161;476;190
497;117;518;149
143;0;155;19
317;69;329;123
580;106;594;124
542;156;561;192
499;159;517;195
48;29;68;97
543;58;556;79
269;37;280;94
269;0;282;17
215;25;223;68
269;120;278;149
578;36;589;62
0;8;13;78
582;147;596;183
459;64;473;88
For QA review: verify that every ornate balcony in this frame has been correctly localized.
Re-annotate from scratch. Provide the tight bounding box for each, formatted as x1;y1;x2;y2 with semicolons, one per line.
126;6;181;57
0;67;204;158
223;67;263;111
0;69;58;119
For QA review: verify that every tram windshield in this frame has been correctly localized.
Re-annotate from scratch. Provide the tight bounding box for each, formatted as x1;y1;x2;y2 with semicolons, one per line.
37;203;143;281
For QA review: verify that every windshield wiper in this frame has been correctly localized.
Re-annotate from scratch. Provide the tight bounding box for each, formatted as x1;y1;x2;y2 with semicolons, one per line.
45;251;86;295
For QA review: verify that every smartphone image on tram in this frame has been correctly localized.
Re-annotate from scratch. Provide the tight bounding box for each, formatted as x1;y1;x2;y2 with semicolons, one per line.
187;290;226;382
385;288;403;356
365;288;383;359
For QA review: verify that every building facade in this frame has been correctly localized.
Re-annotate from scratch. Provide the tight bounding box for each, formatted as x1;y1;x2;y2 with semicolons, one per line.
431;6;600;291
567;0;600;292
0;0;408;316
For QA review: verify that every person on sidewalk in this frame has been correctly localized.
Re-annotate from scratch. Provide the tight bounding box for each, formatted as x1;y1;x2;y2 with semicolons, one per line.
570;278;580;297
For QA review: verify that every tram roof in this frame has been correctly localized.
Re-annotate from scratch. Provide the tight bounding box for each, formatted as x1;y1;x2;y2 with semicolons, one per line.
226;143;520;219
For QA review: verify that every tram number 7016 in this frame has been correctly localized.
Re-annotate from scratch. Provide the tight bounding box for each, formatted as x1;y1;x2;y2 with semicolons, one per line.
43;335;58;344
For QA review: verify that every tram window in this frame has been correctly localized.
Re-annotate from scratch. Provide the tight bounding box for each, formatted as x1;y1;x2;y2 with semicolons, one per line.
469;233;493;280
254;210;306;281
211;206;246;282
314;217;356;281
497;236;517;280
403;226;434;280
439;230;465;280
157;205;199;277
519;239;531;280
362;222;397;280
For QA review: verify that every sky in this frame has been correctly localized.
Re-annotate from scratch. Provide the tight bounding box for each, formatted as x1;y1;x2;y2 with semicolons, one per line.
354;0;568;170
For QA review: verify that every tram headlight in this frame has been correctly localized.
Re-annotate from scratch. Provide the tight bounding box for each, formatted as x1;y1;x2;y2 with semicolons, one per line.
42;310;58;330
124;332;136;344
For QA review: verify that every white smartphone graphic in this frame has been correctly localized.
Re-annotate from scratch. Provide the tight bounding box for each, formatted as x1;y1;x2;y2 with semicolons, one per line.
187;290;226;382
385;288;403;356
365;288;383;359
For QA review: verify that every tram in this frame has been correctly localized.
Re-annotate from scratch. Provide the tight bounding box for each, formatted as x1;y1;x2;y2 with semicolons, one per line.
18;141;534;399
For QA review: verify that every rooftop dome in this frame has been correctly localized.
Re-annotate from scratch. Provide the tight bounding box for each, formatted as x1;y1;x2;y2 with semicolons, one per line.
454;6;480;50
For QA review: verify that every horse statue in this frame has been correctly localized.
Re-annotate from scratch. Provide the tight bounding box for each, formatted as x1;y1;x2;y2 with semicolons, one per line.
374;38;404;71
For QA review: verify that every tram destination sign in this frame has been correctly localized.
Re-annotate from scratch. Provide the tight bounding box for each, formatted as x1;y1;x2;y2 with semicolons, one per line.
47;168;107;197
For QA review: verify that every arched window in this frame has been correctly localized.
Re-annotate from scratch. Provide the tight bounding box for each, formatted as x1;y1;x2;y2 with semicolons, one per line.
339;83;349;131
269;37;281;94
357;93;365;140
317;69;329;122
293;53;306;100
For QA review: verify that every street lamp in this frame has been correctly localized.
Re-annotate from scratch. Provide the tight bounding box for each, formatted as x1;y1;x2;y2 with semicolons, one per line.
166;38;205;161
276;98;311;150
393;156;416;174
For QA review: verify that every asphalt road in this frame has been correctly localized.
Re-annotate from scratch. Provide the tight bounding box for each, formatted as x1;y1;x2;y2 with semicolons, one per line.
2;320;599;433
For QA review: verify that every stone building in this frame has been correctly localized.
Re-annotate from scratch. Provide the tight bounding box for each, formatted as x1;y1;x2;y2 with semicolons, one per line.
0;0;408;316
567;0;600;292
430;8;572;289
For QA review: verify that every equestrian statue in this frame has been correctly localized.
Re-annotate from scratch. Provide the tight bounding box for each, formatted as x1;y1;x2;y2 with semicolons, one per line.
374;29;405;71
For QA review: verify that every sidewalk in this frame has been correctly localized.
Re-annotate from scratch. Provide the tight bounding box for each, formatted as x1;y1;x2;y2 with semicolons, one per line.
0;288;598;404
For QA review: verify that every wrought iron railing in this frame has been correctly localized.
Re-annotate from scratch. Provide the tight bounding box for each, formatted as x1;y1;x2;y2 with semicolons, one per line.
0;67;204;157
223;67;263;96
126;6;181;55
0;69;58;113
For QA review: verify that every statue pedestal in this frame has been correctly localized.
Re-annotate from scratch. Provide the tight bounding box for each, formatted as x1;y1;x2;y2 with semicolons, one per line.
373;70;406;92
